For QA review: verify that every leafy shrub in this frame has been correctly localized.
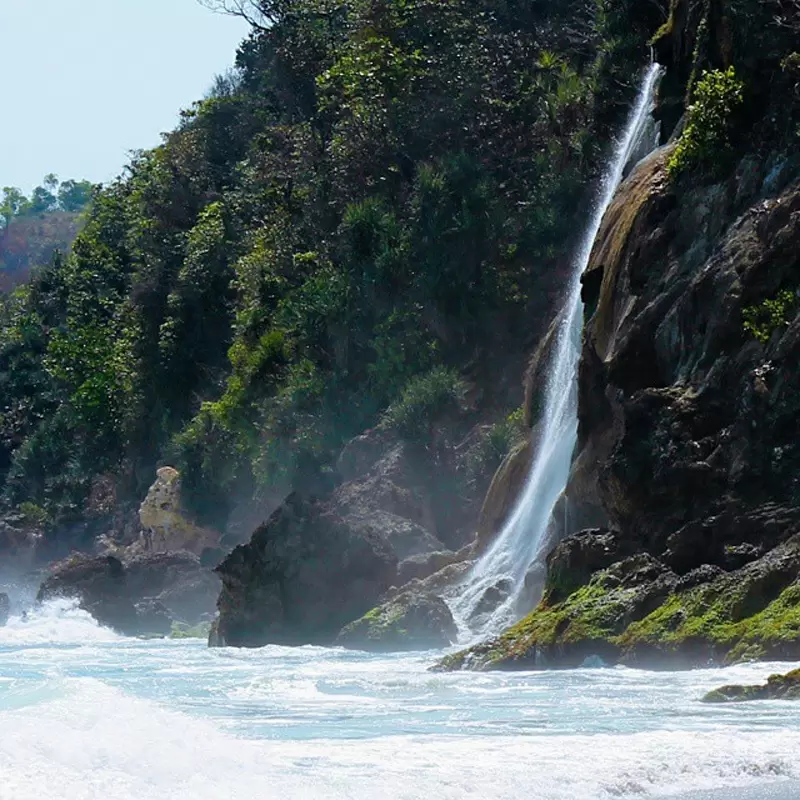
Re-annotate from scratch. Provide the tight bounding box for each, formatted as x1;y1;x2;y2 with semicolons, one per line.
383;367;465;441
668;68;745;178
743;289;798;344
467;407;527;481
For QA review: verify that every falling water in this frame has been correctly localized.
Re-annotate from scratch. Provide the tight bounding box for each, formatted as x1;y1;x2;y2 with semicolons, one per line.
451;64;663;639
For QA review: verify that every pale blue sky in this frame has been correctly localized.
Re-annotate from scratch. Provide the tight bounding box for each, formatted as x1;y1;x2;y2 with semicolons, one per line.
0;0;249;194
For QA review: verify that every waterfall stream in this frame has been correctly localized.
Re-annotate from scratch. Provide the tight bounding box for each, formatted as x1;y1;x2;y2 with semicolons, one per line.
450;64;663;640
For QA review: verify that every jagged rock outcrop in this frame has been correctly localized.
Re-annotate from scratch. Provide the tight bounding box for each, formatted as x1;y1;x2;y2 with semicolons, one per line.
336;591;458;652
436;532;800;671
212;493;398;647
36;551;219;636
210;422;489;648
138;467;221;556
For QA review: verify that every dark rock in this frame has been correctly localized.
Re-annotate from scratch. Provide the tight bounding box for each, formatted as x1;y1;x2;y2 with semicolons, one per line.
37;555;139;635
213;493;397;647
0;593;9;627
545;529;627;603
336;591;458;652
437;534;800;672
675;564;725;592
36;550;221;635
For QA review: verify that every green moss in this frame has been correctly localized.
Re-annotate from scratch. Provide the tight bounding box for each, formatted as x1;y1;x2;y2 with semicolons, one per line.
439;556;800;671
620;580;800;659
702;668;800;703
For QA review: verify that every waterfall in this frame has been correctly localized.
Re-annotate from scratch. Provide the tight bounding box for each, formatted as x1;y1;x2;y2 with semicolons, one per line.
450;64;663;639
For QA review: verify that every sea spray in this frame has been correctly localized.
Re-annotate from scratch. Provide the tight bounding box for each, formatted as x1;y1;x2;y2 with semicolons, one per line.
450;64;663;638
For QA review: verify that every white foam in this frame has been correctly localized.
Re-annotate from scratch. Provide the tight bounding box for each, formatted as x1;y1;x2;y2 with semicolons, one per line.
0;599;121;646
0;675;798;800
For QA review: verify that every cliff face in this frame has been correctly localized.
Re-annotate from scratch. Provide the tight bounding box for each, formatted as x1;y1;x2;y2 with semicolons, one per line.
439;0;800;670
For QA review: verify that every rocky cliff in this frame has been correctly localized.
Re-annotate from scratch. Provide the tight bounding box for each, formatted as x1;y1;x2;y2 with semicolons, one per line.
439;0;800;670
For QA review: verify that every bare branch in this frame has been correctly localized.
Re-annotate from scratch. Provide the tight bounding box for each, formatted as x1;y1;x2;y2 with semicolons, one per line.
196;0;274;31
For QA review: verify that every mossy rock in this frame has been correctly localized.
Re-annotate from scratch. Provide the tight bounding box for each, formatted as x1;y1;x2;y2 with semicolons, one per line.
170;621;212;640
336;591;457;652
702;668;800;702
435;535;800;672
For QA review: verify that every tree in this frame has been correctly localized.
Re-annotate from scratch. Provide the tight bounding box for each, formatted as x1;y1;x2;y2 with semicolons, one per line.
0;188;28;229
58;180;94;213
196;0;287;30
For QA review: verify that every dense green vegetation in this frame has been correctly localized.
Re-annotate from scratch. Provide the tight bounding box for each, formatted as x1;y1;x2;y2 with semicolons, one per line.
0;0;670;530
666;67;745;178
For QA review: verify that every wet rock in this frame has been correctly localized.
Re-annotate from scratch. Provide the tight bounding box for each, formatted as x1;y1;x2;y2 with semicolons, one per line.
36;549;221;635
469;578;514;621
213;493;397;647
675;564;725;592
0;593;9;627
435;534;800;672
475;440;532;555
703;669;800;703
336;591;458;652
545;529;627;603
37;555;139;635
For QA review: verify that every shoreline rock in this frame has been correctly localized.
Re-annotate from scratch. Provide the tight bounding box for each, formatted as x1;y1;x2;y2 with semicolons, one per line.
703;669;800;703
435;532;800;672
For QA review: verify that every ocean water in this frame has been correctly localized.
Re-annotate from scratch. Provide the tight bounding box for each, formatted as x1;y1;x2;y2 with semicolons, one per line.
2;600;800;799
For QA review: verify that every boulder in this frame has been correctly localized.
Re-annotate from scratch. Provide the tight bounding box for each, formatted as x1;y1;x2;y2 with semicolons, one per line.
37;555;139;634
336;591;458;652
36;550;221;635
212;493;398;647
0;593;9;627
138;467;220;556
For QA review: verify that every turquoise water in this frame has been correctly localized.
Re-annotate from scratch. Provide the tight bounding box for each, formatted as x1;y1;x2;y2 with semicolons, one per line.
2;600;800;799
